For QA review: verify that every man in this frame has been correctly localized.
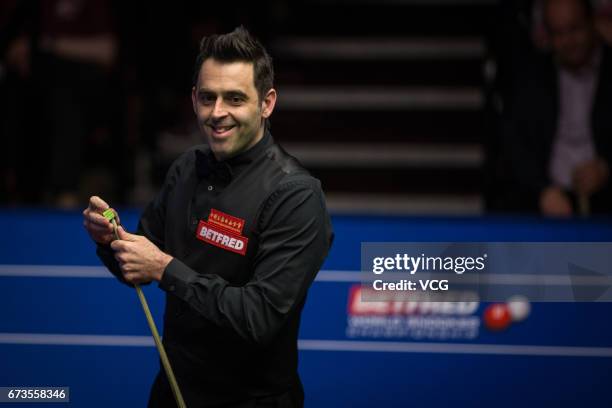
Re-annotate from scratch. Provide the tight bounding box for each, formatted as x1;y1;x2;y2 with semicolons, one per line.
501;0;612;215
83;27;333;407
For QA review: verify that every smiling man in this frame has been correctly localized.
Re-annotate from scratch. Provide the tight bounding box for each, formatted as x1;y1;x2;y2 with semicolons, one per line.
83;27;333;407
194;57;274;160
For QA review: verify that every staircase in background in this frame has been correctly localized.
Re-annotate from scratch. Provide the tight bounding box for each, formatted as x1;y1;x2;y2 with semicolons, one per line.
268;0;498;214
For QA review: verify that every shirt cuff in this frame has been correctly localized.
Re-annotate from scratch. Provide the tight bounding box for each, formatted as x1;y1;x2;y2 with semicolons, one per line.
159;257;197;300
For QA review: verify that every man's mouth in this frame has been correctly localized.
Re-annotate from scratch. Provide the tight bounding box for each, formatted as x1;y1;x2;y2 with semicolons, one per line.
209;124;236;137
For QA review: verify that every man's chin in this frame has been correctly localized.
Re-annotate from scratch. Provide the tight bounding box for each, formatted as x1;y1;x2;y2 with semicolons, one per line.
208;140;232;160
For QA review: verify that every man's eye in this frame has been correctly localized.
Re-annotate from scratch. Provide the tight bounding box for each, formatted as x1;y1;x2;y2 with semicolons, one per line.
230;97;243;105
200;95;216;104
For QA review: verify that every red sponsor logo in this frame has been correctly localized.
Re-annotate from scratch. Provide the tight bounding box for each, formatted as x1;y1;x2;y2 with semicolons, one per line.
208;208;245;235
196;220;248;255
347;284;478;316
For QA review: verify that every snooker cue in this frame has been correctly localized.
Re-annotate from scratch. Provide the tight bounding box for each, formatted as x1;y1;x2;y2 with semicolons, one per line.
103;209;187;408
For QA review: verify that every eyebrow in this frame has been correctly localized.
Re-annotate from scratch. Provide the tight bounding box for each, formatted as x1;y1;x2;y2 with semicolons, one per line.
197;89;249;99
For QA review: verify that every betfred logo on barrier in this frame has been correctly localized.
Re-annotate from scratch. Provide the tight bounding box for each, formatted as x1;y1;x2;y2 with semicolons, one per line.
347;285;478;316
346;284;481;340
196;220;248;255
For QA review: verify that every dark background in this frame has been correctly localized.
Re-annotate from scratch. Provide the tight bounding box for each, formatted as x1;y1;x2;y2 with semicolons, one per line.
1;0;611;216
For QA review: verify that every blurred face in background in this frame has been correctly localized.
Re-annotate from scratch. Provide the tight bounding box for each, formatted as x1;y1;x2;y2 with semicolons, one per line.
544;0;598;71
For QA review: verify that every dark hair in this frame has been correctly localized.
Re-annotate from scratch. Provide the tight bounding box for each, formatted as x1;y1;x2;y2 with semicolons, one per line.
192;26;274;101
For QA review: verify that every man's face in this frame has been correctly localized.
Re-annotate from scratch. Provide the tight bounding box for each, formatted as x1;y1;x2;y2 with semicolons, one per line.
192;58;276;160
544;0;596;70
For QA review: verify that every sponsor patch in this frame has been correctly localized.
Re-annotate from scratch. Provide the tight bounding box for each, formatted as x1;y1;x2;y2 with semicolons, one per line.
207;208;245;235
195;209;248;255
196;221;248;255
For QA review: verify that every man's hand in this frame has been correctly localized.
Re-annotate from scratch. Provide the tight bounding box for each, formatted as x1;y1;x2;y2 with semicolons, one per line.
110;226;173;284
540;186;572;217
573;158;609;195
83;196;120;245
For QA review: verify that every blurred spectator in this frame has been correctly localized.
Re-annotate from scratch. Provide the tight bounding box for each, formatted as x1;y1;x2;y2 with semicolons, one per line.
1;0;120;208
595;0;612;44
1;0;276;208
38;0;119;208
0;0;37;204
532;0;612;47
500;0;612;216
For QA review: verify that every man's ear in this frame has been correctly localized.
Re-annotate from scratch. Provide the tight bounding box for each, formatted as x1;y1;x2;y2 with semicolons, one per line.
191;86;198;115
261;88;277;119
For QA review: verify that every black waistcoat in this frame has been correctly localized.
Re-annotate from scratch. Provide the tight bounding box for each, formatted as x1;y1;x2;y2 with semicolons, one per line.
156;136;313;398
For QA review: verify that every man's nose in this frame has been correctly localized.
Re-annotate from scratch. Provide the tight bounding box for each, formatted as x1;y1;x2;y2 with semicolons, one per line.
211;98;227;118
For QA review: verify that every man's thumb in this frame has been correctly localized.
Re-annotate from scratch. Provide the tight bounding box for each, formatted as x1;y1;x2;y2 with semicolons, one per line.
117;226;135;241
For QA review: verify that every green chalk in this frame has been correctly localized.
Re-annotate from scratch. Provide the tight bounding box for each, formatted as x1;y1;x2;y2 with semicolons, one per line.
103;209;115;221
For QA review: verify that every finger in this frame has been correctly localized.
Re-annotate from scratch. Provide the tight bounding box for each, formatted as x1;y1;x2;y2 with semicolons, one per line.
114;252;129;264
83;218;111;235
123;270;141;282
124;272;149;285
117;226;137;242
122;270;134;283
110;240;130;251
87;213;113;230
87;223;114;236
88;196;109;212
121;263;137;275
